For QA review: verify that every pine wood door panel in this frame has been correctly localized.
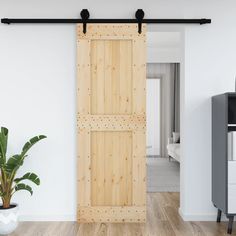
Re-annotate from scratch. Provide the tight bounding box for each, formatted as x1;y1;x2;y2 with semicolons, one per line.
91;131;132;206
77;24;146;223
91;40;132;115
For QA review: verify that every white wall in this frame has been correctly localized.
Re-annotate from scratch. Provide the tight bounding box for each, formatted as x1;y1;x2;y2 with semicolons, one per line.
181;1;236;220
0;2;78;221
147;32;181;63
1;0;236;221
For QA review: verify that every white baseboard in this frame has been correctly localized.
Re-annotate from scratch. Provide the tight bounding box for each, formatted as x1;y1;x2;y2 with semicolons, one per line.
178;208;228;222
19;215;76;221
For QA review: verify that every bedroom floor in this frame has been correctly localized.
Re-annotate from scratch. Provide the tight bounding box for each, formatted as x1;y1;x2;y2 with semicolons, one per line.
147;157;180;192
10;193;231;236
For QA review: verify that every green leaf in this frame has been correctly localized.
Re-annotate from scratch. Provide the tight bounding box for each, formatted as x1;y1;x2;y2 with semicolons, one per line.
0;156;4;167
15;183;33;195
4;154;24;173
0;185;3;197
21;135;47;156
14;172;40;185
0;127;8;165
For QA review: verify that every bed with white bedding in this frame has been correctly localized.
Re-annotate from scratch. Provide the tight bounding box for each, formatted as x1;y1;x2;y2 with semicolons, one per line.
167;143;180;162
166;133;180;162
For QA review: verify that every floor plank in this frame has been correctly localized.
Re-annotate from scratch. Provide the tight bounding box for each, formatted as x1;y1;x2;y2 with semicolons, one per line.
9;193;232;236
147;158;180;192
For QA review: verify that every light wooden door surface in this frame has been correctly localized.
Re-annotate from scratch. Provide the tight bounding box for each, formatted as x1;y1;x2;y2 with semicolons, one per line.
77;24;146;223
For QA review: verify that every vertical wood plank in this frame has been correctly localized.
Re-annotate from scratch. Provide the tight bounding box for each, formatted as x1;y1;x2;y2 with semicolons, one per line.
104;131;113;205
77;39;90;115
132;131;146;206
133;38;146;115
119;131;133;206
133;157;146;206
78;129;90;206
90;41;97;114
112;132;120;206
91;132;105;206
104;41;113;114
132;35;146;208
97;132;105;206
119;132;126;206
104;41;114;205
77;38;91;208
91;132;97;205
127;132;133;205
91;40;105;114
133;131;146;158
119;40;132;114
112;41;120;114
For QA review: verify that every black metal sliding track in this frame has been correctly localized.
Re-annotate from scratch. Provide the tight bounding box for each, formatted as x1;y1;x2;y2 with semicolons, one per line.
1;18;211;24
1;9;211;34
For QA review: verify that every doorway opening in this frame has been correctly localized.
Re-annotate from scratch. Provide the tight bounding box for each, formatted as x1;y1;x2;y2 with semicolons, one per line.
146;31;183;198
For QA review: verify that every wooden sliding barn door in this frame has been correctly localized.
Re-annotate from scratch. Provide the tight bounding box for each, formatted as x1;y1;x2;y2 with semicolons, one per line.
77;24;146;223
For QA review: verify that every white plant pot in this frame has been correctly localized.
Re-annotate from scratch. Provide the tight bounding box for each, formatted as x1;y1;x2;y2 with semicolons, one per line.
0;204;19;235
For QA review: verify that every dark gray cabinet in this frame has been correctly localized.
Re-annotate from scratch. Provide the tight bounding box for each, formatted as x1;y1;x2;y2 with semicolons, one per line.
212;93;236;234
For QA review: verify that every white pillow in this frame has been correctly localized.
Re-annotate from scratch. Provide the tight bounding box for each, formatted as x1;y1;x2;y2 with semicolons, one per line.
173;132;180;143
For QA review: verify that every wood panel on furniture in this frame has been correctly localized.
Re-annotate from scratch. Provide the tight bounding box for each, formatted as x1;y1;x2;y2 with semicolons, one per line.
77;23;146;223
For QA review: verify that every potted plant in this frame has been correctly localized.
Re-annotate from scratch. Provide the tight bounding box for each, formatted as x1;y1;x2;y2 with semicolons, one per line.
0;127;46;235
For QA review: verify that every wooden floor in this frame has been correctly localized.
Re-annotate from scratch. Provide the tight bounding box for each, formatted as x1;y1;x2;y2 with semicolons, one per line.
9;193;234;236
